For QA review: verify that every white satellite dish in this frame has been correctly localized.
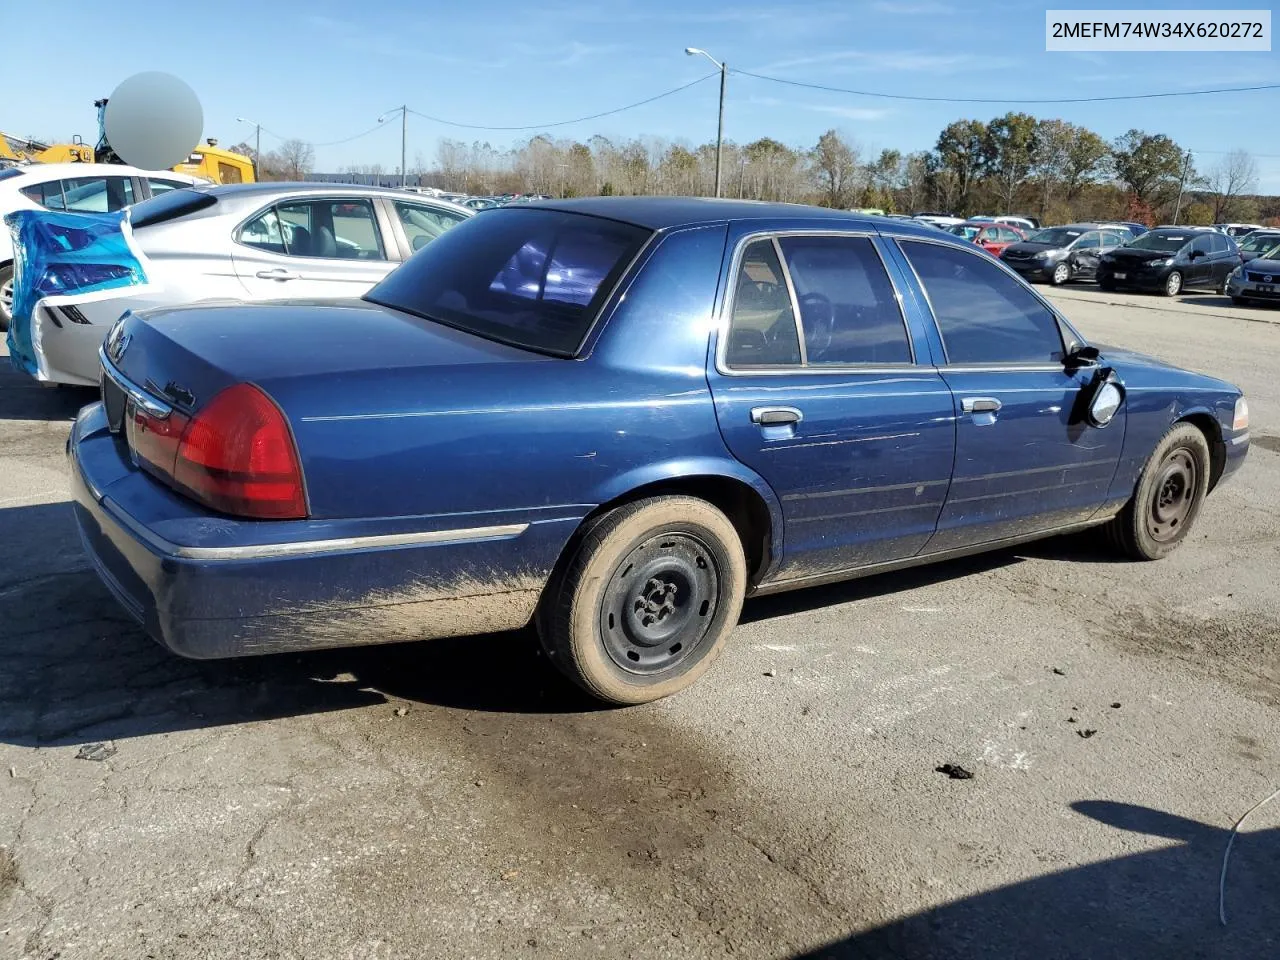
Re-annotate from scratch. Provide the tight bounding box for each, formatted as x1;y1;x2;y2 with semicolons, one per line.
103;72;203;171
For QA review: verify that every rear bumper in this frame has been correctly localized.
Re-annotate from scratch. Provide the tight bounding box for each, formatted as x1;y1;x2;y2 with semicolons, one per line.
69;403;573;659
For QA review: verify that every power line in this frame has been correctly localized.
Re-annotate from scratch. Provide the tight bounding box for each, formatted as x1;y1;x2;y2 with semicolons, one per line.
733;69;1280;105
406;73;718;131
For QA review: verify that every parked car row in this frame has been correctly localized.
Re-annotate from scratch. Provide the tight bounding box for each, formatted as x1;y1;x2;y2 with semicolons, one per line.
5;182;472;384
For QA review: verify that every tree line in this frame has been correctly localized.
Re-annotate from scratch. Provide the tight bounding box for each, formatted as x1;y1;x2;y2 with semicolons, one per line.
234;113;1276;227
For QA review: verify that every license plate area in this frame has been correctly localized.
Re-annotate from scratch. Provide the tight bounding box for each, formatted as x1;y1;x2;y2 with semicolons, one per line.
101;372;127;434
1114;272;1127;280
1259;284;1275;294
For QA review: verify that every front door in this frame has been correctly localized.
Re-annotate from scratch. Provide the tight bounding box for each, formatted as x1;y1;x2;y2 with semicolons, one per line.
708;233;956;579
894;239;1126;552
232;196;396;300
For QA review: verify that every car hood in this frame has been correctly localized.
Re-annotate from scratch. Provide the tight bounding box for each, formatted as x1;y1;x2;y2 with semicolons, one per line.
1244;257;1280;273
1003;241;1064;256
1108;247;1179;263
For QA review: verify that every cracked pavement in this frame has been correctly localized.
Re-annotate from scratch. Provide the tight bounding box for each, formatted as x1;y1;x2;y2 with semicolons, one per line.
2;287;1279;959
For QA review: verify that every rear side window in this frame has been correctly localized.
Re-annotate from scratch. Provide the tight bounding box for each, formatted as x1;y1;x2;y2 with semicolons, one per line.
394;200;467;253
726;239;801;367
365;209;649;356
777;235;912;365
901;240;1063;365
131;188;216;228
20;180;65;209
61;176;135;213
147;177;190;197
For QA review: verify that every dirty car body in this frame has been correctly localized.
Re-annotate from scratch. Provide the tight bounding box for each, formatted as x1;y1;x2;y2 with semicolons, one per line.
69;198;1249;703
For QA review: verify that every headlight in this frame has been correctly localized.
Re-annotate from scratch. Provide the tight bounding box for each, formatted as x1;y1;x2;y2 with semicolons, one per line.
1148;258;1172;267
1229;265;1243;279
1234;396;1249;431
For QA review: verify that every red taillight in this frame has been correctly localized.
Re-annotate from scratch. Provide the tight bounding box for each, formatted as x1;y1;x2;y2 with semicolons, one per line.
168;384;307;519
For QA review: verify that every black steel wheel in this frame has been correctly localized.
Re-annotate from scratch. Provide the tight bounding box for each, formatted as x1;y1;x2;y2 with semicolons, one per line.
598;532;720;675
1104;423;1211;560
537;495;748;704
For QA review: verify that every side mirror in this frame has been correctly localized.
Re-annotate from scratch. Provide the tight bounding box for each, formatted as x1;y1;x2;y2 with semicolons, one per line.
1085;370;1125;428
1064;344;1100;369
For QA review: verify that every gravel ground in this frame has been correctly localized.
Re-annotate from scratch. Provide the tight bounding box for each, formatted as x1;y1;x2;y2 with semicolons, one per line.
1;288;1278;960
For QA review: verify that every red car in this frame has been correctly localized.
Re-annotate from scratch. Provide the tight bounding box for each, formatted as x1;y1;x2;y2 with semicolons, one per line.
947;221;1027;257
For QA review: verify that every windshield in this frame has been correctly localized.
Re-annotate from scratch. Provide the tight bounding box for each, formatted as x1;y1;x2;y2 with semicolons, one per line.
947;224;979;240
1240;233;1280;253
1259;243;1280;262
1127;231;1188;253
365;208;651;356
1028;228;1082;246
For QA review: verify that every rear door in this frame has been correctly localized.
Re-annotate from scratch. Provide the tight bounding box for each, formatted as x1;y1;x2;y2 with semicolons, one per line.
895;238;1125;551
232;196;396;299
708;231;956;580
1187;234;1215;286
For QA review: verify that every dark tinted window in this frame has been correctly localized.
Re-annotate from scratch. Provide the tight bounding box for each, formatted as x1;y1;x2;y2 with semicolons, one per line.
1191;234;1214;254
901;240;1063;364
131;188;216;228
365;209;649;356
777;235;912;365
0;168;24;182
726;239;801;367
20;180;65;209
1208;233;1231;254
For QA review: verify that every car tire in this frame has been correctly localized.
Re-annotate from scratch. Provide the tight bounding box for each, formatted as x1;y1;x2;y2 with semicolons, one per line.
0;262;13;333
1050;262;1071;286
537;495;748;705
1104;423;1211;561
1163;271;1183;297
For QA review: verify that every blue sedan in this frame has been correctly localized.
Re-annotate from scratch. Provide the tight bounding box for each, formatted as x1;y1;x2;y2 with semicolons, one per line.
70;198;1249;704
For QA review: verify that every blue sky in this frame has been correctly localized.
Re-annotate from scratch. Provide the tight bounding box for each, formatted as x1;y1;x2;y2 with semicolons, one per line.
4;0;1279;189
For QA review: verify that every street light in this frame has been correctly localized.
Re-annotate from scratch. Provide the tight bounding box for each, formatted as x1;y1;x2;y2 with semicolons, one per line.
378;106;409;188
685;47;726;198
235;117;261;181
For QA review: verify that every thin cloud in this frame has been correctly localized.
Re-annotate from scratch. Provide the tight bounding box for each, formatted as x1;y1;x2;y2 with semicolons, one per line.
757;49;1016;74
806;104;893;121
871;0;954;13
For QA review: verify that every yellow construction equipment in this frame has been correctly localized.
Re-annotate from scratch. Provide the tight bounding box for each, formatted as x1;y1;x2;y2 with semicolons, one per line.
172;139;255;184
0;133;94;166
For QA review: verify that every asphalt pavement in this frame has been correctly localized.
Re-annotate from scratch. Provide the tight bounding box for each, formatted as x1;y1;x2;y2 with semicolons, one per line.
1;287;1278;960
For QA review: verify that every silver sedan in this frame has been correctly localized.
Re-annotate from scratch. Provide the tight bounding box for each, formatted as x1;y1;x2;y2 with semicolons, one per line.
12;182;472;386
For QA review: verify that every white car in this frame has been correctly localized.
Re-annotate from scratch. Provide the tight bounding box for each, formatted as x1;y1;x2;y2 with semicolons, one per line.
0;162;204;329
9;181;472;386
1213;222;1265;239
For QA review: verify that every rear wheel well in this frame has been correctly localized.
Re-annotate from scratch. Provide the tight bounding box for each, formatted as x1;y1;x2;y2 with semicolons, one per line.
1177;413;1226;490
574;477;774;586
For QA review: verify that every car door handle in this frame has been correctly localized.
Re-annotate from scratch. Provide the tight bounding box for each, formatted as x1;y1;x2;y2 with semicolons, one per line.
751;406;803;426
962;397;1001;414
256;268;299;281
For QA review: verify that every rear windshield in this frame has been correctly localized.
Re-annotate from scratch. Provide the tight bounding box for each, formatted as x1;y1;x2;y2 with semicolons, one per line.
129;188;217;228
365;208;650;356
1127;230;1188;252
1241;232;1280;253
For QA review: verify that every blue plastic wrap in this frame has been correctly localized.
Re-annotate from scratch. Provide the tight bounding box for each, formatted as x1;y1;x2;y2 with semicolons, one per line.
4;209;147;376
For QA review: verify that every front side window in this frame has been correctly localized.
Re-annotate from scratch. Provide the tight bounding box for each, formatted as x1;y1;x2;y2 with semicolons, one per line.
61;176;134;213
275;198;386;260
365;208;649;356
901;240;1064;365
725;239;801;367
777;235;912;365
1074;231;1102;249
394;201;468;253
1101;231;1127;247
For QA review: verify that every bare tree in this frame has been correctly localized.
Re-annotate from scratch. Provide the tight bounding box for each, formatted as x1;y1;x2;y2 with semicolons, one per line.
274;139;315;180
810;130;860;208
1206;150;1259;222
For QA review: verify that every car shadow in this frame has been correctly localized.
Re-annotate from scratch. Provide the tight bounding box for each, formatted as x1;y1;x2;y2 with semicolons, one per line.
0;500;1137;748
0;356;95;422
792;800;1280;960
1180;294;1278;311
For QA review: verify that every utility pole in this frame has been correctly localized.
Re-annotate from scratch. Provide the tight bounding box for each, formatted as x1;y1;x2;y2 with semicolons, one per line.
401;104;407;189
1171;150;1193;225
685;48;727;198
235;117;262;180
